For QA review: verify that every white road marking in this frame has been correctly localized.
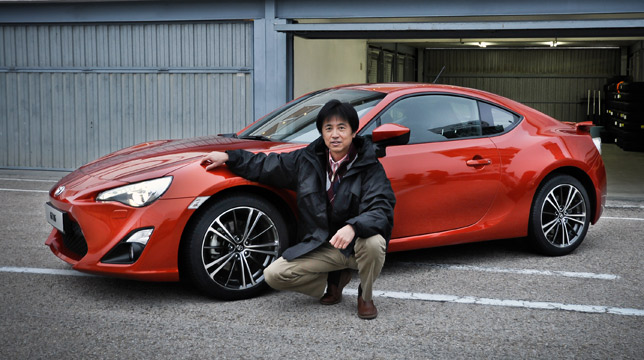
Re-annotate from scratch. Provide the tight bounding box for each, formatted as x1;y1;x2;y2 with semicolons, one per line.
0;266;94;277
0;188;49;193
0;177;58;183
602;216;644;221
2;265;641;316
605;203;644;209
396;263;620;280
343;289;644;317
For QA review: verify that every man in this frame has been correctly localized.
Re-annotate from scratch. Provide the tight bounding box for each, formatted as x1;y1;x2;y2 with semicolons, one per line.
201;99;395;319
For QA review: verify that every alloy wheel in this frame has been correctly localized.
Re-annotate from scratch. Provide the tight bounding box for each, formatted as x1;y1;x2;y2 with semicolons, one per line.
540;183;588;248
201;206;280;291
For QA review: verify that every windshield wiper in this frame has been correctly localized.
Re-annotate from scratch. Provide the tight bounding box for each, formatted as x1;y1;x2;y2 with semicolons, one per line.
218;133;238;138
238;135;272;141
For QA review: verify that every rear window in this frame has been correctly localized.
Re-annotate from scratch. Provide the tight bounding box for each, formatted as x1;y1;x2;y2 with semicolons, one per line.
478;102;521;135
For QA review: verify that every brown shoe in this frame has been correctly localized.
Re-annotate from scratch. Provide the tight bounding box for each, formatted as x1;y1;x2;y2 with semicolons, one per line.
320;269;352;305
357;295;378;319
357;284;378;319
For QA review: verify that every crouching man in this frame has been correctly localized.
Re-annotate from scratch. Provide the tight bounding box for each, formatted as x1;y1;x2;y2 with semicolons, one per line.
201;100;395;319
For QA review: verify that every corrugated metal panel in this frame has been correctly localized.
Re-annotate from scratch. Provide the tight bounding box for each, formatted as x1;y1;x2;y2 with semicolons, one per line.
425;49;619;122
0;22;253;169
1;23;253;69
0;72;252;169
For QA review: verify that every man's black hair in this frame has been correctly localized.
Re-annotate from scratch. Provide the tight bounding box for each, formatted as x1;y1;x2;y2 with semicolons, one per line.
316;99;359;134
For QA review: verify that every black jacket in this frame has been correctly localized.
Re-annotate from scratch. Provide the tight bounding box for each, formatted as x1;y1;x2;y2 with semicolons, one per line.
225;136;395;261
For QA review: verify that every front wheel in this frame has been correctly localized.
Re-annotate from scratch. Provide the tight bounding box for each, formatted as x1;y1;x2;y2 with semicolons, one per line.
181;194;289;300
528;175;591;256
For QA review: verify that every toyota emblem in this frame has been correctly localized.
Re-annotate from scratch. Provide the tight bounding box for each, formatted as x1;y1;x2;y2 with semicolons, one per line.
54;186;65;197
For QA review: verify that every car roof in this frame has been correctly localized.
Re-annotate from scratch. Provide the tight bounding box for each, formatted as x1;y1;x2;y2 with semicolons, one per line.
337;82;529;114
337;83;445;93
334;82;497;99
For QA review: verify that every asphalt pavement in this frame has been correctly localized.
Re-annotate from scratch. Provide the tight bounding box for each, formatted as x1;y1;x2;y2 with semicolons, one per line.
0;144;642;359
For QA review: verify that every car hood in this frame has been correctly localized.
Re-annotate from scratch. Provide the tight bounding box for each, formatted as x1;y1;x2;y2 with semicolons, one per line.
77;136;304;182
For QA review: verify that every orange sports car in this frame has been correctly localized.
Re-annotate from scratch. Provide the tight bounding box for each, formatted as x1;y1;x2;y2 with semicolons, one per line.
45;83;606;300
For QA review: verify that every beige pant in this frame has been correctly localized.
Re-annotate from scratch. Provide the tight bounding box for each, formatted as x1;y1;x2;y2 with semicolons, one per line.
263;234;386;302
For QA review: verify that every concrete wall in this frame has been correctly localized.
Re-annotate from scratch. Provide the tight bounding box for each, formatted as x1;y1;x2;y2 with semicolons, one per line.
293;37;367;98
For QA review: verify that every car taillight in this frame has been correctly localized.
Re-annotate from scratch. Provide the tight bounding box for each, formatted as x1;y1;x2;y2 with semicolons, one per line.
574;121;602;155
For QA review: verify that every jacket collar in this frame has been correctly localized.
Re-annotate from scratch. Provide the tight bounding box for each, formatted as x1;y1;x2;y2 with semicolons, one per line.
304;136;378;177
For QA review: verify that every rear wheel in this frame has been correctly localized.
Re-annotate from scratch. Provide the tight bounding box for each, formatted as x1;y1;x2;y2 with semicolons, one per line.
181;194;288;300
528;175;591;256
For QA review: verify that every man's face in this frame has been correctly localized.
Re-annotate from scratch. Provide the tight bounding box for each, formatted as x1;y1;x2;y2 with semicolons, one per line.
322;116;356;161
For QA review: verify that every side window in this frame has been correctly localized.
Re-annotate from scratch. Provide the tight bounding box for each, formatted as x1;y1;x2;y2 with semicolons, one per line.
478;102;520;135
364;95;482;144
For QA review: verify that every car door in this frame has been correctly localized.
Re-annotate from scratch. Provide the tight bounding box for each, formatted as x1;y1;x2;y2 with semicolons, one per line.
362;94;502;238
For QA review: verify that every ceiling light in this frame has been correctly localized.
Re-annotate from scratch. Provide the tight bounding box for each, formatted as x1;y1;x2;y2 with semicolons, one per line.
478;42;487;48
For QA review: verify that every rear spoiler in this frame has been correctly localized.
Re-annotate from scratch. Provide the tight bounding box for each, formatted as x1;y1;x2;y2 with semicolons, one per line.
563;121;595;135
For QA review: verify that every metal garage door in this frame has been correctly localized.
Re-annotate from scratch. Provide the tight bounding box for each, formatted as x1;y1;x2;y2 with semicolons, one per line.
0;22;253;169
426;48;620;123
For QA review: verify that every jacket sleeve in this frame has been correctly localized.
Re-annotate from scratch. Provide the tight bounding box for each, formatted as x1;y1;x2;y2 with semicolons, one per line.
345;162;396;241
225;149;300;190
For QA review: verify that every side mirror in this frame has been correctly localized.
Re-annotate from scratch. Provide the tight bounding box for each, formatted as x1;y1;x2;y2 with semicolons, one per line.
371;123;410;157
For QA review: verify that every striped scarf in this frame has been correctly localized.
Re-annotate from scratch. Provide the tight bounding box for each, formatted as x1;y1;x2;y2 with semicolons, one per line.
326;144;358;207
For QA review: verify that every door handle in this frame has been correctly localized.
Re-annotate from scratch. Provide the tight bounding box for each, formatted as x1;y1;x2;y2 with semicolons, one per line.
466;158;491;167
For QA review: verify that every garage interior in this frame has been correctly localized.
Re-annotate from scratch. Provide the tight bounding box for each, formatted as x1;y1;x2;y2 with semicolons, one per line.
291;19;644;152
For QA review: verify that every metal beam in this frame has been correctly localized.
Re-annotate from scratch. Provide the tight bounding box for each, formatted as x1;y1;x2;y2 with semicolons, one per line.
274;20;644;39
253;0;289;120
0;67;252;74
275;0;644;19
0;1;264;23
276;19;644;32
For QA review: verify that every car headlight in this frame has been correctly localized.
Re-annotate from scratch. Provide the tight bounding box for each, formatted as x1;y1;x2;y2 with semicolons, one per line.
97;176;172;207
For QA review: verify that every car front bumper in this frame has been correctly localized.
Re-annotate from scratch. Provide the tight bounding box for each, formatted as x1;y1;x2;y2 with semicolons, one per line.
45;193;196;282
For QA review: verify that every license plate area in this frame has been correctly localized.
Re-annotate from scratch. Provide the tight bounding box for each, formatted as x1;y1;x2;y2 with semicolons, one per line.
45;202;66;234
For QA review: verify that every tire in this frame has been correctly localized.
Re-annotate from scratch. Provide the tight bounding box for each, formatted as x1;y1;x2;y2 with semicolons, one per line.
528;175;591;256
181;194;289;300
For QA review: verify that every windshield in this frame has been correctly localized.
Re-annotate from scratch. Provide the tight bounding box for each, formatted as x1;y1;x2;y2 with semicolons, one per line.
240;89;386;142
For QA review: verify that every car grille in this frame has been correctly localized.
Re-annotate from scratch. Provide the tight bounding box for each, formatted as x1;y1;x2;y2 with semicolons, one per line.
62;219;88;258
